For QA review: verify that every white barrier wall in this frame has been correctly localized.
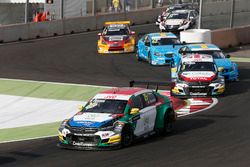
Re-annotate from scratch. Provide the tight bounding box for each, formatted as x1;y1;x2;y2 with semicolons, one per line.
180;29;211;43
1;24;29;42
63;16;96;34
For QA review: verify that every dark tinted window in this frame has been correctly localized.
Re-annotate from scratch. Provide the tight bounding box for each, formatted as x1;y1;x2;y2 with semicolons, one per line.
83;99;127;114
151;38;180;46
180;62;216;72
168;13;188;19
188;50;225;59
131;96;143;109
103;27;129;36
142;92;157;107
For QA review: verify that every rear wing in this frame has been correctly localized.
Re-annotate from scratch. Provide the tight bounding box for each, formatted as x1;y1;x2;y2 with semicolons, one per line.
104;21;131;26
129;80;173;92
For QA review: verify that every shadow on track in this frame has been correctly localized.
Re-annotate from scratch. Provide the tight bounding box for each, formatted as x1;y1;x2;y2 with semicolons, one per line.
126;118;215;149
0;156;16;165
223;66;250;97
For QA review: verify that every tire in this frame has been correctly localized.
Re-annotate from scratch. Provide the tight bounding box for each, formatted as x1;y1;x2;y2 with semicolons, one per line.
148;52;152;65
121;125;133;147
161;110;174;135
136;52;142;61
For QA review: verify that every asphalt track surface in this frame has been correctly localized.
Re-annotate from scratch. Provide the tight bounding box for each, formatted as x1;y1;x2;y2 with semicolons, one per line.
0;24;250;167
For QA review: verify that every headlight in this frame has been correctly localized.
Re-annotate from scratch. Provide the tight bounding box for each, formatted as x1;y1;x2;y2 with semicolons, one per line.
59;120;71;137
154;52;163;56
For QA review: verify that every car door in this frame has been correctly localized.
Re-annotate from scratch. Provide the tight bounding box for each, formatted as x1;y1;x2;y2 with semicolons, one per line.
137;35;146;59
130;95;146;136
139;35;150;60
140;92;157;133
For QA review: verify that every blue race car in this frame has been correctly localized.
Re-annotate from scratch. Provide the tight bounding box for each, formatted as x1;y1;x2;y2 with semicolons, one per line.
136;32;181;65
178;44;239;81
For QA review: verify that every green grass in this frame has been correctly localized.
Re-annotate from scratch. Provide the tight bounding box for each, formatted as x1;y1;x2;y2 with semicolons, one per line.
0;79;109;101
231;57;250;63
0;79;110;142
0;122;61;142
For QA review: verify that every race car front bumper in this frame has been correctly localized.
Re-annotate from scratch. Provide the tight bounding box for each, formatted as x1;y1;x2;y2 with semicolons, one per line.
171;82;225;97
150;55;173;65
58;129;122;150
98;44;135;54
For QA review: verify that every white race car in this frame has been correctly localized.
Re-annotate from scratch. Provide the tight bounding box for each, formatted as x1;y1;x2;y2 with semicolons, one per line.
171;53;225;97
159;9;198;32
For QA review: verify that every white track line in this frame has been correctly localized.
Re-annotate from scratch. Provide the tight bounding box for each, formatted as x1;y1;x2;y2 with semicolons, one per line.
0;135;57;144
0;78;218;144
0;78;112;89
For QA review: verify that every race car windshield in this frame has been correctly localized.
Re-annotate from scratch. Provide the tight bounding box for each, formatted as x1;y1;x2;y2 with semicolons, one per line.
168;13;188;19
152;38;180;46
105;28;129;36
82;99;127;114
180;62;216;72
187;50;226;59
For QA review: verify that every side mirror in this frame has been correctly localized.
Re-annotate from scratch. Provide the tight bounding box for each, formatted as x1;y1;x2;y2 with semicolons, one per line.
130;31;135;35
78;105;84;111
218;67;224;72
98;33;102;36
130;108;140;115
226;54;231;58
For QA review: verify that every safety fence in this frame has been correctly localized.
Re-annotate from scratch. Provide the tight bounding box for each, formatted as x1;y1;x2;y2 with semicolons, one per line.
1;0;249;29
200;0;250;29
0;0;197;25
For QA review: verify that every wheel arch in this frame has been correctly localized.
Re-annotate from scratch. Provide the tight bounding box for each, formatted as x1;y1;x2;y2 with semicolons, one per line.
155;105;175;130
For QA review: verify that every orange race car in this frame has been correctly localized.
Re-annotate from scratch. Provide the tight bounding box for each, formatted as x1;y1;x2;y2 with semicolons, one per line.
97;21;136;54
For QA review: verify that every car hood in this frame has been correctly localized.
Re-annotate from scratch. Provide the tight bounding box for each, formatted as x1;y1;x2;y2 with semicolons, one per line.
104;35;127;41
214;59;232;69
180;71;216;82
152;45;178;52
68;112;116;128
165;19;185;25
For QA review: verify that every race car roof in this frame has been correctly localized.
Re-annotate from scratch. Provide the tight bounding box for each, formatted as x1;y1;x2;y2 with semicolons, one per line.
93;87;148;101
186;44;221;51
105;21;130;25
149;32;177;39
104;21;130;28
182;53;214;63
172;9;190;14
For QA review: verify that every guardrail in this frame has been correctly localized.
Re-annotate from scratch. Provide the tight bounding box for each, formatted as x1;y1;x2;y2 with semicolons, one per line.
0;6;250;49
0;7;164;43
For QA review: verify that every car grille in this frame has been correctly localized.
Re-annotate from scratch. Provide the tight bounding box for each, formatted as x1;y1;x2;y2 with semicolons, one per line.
70;127;98;134
188;82;211;86
66;134;100;146
72;135;99;143
109;47;124;51
165;54;173;58
166;25;179;30
189;87;209;93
